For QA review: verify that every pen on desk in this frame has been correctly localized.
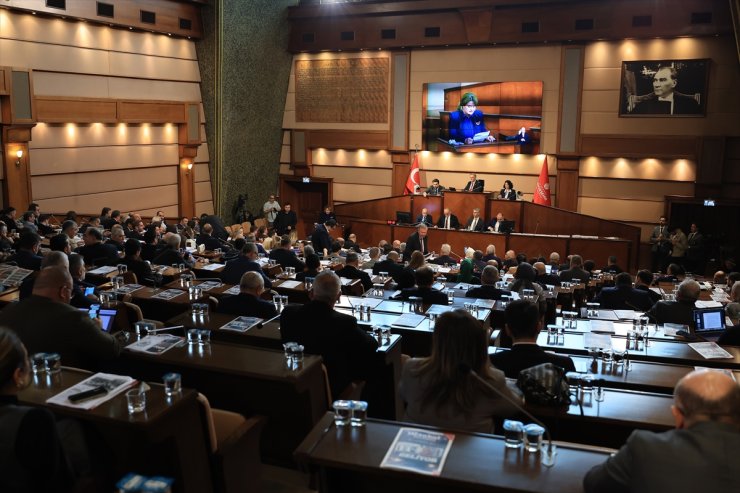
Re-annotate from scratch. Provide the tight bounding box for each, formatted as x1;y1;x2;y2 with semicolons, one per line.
257;314;280;328
148;325;184;334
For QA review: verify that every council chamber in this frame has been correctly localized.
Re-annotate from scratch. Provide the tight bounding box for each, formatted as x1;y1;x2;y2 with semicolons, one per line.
0;1;739;493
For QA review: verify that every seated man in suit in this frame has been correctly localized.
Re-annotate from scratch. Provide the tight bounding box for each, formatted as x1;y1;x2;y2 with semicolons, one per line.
430;243;456;266
152;233;194;268
436;208;460;230
106;225;127;253
295;253;321;282
68;253;99;309
393;266;448;305
268;236;306;272
634;269;662;305
219;271;277;319
121;239;154;285
600;255;623;274
403;224;429;261
8;232;43;271
344;233;362;253
335;252;373;292
361;247;380;270
466;265;511;300
74;228;119;266
280;270;378;398
196;223;224;251
463;173;484;193
482;244;502;267
372;250;404;282
415;207;434;227
558;254;591;283
464;208;486;232
490;299;576;378
647;279;701;329
533;261;561;288
595;272;654;311
423;178;445;197
0;266;121;371
584;369;740;493
222;241;272;288
487;212;507;233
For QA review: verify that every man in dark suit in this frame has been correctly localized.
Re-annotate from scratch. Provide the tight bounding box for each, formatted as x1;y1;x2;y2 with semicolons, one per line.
280;271;378;398
152;233;194;268
335;252;373;292
487;212;507;233
219;271;277;319
415;207;433;227
600;255;623;274
595;272;654;311
436;208;460;230
372;250;404;281
393;266;448;305
685;222;704;274
430;243;456;266
466;266;511;300
100;209;121;230
463;173;484;193
630;67;702;116
222;242;272;288
464;208;485;232
196;223;225;251
558;255;591;283
647;279;700;329
584;370;740;493
273;203;298;236
403;224;429;261
311;219;336;259
75;228;119;266
121;239;154;285
635;269;662;305
269;236;305;272
423;178;445;197
533;262;561;288
649;215;671;272
490;299;576;378
0;266;121;371
8;232;43;271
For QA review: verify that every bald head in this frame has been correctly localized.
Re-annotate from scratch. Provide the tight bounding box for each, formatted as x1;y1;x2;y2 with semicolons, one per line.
677;279;700;303
311;270;341;305
533;262;546;275
239;271;264;295
32;266;73;304
673;370;740;429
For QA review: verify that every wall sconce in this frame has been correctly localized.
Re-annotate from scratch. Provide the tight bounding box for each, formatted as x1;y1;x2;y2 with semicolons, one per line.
15;150;23;167
183;162;193;175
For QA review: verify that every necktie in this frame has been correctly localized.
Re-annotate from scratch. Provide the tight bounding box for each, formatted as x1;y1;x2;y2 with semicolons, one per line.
471;219;477;231
469;181;474;191
445;216;450;229
420;238;424;253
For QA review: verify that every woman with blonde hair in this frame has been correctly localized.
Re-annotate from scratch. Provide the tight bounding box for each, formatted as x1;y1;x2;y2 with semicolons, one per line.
458;247;476;283
399;310;521;432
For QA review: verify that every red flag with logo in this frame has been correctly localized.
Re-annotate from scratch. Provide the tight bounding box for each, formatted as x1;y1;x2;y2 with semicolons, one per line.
533;156;551;206
404;153;421;195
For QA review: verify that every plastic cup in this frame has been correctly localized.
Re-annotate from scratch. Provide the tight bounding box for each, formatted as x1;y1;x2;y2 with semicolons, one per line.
350;400;368;427
333;400;352;426
187;328;200;345
503;420;524;448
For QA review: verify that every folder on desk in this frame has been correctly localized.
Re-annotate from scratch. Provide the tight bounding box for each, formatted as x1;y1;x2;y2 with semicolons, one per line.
391;313;425;328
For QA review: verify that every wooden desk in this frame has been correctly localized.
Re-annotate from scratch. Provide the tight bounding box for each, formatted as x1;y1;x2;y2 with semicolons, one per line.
296;413;612;493
192;260;225;278
117;340;328;466
538;332;740;369
0;286;20;307
125;286;192;321
163;279;237;299
19;368;212;493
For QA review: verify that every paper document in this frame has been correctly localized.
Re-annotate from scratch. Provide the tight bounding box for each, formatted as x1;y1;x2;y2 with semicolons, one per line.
688;342;733;360
695;300;722;309
584;332;612;350
279;280;302;289
614;310;638;320
199;263;224;271
116;284;144;294
224;285;240;296
425;304;453;315
150;289;184;301
47;373;137;410
198;281;223;291
472;131;491;143
380;428;455;476
87;266;118;275
126;334;183;355
392;313;426;328
590;320;615;333
220;316;262;333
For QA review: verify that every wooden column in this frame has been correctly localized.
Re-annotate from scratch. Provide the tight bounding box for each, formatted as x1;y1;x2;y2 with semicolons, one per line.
177;103;201;218
555;156;580;211
391;151;411;196
1;125;35;211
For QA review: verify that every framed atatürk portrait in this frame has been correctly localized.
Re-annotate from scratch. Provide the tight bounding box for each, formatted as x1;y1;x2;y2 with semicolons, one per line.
619;59;709;117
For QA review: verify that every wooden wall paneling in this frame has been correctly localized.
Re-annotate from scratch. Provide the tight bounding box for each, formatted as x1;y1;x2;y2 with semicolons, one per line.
1;135;32;210
411;196;443;223
335;195;412;221
442;191;487;223
555;157;579;211
508;235;568;261
579;135;701;159
558;46;583;155
390;52;410;151
347;220;394;248
280;176;333;238
177;158;195;219
305;130;389;150
0;68;9;95
569;238;631;269
487;200;523;230
392;164;410;197
694;136;726;197
118;101;187;124
35;97;118;123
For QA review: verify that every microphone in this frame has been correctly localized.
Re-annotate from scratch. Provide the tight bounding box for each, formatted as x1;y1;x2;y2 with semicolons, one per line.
449;250;462;260
458;363;556;466
534;221;539;235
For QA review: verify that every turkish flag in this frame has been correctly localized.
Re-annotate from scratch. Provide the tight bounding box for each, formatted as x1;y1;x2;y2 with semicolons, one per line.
404;153;421;195
533;156;551;206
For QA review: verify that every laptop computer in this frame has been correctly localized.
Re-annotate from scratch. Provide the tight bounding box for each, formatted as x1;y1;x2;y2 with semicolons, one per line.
693;307;726;341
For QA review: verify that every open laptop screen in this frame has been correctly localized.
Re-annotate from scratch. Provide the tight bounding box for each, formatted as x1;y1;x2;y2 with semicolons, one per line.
79;307;117;333
693;308;726;334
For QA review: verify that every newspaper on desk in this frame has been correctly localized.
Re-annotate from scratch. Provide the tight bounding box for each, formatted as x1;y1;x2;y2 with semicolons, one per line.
220;316;262;333
696;300;723;309
425;304;454;316
688;342;734;360
223;285;241;296
46;373;137;410
150;289;184;301
198;281;223;291
87;265;119;275
380;427;455;476
0;265;33;286
590;320;616;333
116;284;144;295
126;334;183;355
198;263;224;271
279;280;302;289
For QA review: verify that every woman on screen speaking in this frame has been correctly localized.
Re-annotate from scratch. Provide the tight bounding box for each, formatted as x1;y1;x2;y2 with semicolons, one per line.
448;92;495;145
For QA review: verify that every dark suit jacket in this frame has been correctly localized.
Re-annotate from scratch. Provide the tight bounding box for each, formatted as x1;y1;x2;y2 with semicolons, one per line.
311;224;332;256
635;284;663;305
335;265;373;292
280;301;378;398
463;180;484;193
8;250;43;271
717;326;740;346
535;273;561;287
631;92;702;115
268;248;305;272
647;300;697;328
415;214;433;227
437;214;460;230
394;286;448;305
0;295;120;371
152;249;189;268
464;216;486;232
584;421;740;493
295;269;320;282
75;242;119;266
396;266;417;290
490;344;576;379
498;189;516;201
424;185;445;196
201;215;229;240
221;256;272;288
196;234;223;251
403;232;428;260
273;210;297;236
465;284;511;301
218;292;277;319
559;267;591;283
431;255;456;266
121;257;154;285
372;259;404;280
595;286;654;311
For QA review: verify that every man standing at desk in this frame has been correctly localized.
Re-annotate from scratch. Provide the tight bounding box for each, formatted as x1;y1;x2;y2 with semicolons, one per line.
280;271;378;398
584;369;740;493
463;173;484;193
403;224;429;260
311;219;336;259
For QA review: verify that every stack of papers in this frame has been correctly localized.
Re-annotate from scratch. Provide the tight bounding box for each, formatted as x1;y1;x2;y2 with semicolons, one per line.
199;263;224;271
223;285;240;296
220;316;262;332
279;280;302;289
688;342;733;360
151;289;184;301
198;281;223;291
126;335;183;354
47;373;137;410
392;313;425;328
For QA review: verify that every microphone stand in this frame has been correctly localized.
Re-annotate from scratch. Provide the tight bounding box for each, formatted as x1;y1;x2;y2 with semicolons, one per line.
460;364;556;466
